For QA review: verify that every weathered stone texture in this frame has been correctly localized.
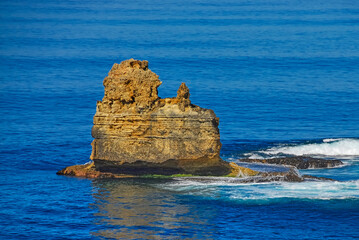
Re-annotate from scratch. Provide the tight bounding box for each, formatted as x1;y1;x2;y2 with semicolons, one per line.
90;59;231;175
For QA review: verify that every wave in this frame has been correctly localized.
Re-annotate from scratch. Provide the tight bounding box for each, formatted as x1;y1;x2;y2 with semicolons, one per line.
156;179;359;201
230;180;359;201
259;138;359;157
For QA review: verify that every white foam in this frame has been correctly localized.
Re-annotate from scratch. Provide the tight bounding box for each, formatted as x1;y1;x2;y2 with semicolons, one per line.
248;153;264;159
156;179;359;200
323;138;342;143
261;138;359;157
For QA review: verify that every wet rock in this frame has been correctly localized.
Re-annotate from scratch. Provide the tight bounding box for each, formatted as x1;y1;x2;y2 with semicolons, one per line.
227;162;259;177
174;167;337;183
239;156;343;169
57;161;335;183
229;162;337;183
56;162;134;179
175;167;304;183
302;175;336;181
255;167;303;182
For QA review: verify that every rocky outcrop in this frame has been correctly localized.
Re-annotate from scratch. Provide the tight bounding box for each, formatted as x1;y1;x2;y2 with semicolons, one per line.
175;166;336;184
302;175;336;181
56;59;339;182
238;156;343;169
89;59;231;176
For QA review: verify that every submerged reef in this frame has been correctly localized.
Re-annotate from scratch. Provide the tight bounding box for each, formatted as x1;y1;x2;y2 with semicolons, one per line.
239;156;343;169
57;59;337;182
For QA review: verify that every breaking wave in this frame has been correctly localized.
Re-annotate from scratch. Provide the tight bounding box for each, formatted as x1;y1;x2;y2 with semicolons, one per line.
156;178;359;201
260;138;359;157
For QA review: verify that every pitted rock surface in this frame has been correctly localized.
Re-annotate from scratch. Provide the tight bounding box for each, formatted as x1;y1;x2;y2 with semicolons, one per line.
90;59;231;176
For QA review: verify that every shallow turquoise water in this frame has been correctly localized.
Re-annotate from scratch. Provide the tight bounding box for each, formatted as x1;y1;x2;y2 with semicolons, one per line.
1;0;359;239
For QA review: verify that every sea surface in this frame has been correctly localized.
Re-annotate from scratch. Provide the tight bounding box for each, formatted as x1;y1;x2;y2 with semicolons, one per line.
1;0;359;239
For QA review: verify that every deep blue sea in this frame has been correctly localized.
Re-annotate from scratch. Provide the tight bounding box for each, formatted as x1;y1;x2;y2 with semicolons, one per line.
1;0;359;239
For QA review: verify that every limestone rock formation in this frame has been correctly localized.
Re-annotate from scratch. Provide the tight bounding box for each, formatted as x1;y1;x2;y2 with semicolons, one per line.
89;59;231;176
56;59;339;182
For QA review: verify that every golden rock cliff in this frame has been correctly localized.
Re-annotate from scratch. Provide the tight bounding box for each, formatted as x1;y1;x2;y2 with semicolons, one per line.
89;59;231;175
58;59;326;182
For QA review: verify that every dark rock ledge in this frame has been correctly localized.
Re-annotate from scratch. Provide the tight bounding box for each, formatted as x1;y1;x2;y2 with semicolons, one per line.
238;156;343;169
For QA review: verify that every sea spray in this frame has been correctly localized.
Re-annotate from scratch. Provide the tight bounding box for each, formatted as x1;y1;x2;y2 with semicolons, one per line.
260;138;359;157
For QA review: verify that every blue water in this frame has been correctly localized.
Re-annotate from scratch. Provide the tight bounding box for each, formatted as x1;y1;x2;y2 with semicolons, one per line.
1;0;359;239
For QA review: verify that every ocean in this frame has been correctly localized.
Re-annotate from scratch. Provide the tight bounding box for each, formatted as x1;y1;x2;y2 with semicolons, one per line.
1;0;359;239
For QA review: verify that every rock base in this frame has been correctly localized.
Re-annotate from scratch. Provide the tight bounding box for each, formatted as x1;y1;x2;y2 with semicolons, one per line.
93;157;232;176
56;162;134;179
57;161;334;182
57;161;239;178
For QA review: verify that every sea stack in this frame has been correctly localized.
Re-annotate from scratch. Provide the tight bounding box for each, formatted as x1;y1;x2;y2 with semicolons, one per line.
57;59;334;182
89;59;231;176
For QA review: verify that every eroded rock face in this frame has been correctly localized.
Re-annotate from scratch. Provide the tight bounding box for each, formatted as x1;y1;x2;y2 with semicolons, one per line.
90;59;231;176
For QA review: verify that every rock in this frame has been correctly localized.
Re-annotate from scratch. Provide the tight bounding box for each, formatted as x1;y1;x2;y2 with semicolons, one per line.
302;175;336;181
228;166;337;183
229;162;336;183
238;156;343;169
227;162;259;177
57;59;338;182
89;59;231;176
255;167;303;182
57;162;336;182
174;167;304;183
56;162;134;178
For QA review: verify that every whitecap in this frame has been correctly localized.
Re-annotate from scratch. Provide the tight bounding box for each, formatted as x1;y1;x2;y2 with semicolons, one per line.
248;153;264;159
156;179;359;200
260;138;359;157
323;138;342;143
